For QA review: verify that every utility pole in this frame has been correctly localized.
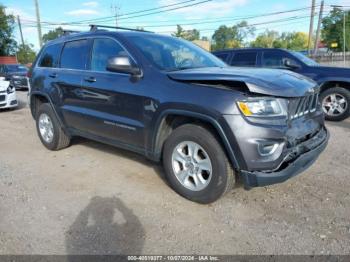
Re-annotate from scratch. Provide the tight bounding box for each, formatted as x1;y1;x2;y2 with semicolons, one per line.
33;0;43;48
308;0;316;56
17;16;25;48
314;0;324;56
343;10;346;65
111;2;121;27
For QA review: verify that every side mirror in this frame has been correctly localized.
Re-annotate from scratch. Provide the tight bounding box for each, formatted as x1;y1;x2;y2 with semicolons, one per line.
106;56;141;76
283;58;301;70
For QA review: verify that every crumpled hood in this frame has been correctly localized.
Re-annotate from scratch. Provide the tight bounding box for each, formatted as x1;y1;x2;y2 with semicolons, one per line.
167;67;317;97
0;79;10;92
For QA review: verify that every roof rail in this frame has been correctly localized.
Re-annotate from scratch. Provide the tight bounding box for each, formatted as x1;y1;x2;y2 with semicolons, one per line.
62;30;81;36
89;24;154;33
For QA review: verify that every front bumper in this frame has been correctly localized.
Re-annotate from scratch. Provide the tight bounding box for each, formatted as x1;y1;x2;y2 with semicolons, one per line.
0;91;18;109
12;77;29;89
241;127;329;188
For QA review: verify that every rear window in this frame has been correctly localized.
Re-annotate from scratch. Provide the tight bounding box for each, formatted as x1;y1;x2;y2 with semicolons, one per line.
230;51;257;67
215;53;229;62
39;44;62;68
60;40;89;70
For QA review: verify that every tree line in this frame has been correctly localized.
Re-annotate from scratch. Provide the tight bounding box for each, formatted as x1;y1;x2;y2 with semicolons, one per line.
0;4;349;64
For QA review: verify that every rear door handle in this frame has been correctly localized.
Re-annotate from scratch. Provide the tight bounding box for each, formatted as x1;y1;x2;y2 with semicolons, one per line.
49;73;57;78
84;76;96;83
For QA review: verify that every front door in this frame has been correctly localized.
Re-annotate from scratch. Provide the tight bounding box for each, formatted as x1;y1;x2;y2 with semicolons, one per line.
76;37;146;149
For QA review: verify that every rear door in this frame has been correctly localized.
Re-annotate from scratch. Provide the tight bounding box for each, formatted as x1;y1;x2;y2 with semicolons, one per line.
75;37;145;148
57;39;92;131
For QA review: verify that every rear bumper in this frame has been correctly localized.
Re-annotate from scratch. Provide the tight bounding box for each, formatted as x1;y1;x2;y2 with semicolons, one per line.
241;127;329;188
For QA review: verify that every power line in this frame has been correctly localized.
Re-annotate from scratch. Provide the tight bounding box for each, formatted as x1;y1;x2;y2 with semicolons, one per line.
20;4;317;28
23;0;199;26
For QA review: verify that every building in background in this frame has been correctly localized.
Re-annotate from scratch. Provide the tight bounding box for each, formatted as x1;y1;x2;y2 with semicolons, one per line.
0;56;18;64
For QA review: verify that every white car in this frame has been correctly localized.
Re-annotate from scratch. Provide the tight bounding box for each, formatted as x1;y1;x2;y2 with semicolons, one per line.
0;77;18;109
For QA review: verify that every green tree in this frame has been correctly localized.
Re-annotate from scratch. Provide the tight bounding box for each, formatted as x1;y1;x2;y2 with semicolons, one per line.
0;4;17;55
274;32;308;50
211;21;255;51
42;27;64;43
250;30;279;48
251;31;308;50
322;7;350;51
17;43;36;64
172;25;200;41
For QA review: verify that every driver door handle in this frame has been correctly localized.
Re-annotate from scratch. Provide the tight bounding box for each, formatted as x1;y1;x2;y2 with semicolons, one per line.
84;76;96;83
49;73;57;78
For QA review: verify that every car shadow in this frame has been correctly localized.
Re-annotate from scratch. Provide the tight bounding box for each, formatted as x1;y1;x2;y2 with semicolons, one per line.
65;196;145;257
71;137;168;184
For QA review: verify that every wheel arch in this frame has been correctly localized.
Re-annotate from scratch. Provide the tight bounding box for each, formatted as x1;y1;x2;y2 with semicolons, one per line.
319;80;350;93
150;109;240;170
30;91;67;133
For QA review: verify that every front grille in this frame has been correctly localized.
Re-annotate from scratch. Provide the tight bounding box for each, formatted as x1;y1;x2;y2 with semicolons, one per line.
289;93;319;119
0;95;6;102
13;77;28;86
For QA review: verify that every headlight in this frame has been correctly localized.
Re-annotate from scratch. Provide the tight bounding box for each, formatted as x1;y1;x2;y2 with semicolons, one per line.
237;98;287;117
7;85;15;94
12;75;21;79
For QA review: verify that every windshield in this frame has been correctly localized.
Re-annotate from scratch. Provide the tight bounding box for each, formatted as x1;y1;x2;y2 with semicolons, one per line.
291;51;319;66
6;65;28;73
126;34;226;71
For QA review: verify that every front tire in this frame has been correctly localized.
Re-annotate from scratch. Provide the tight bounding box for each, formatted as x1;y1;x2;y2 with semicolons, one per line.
163;124;235;204
320;87;350;121
36;103;71;150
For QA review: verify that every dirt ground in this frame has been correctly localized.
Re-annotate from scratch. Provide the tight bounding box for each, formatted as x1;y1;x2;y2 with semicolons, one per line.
0;91;349;255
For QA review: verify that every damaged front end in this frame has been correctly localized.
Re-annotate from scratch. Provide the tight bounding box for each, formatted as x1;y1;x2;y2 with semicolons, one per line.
168;67;329;188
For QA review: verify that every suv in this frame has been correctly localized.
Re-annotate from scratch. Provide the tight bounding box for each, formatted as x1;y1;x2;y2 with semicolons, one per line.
0;64;29;90
29;27;328;203
213;48;350;121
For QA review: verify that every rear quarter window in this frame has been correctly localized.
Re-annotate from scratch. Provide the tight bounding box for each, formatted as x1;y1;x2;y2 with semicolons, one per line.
38;43;62;68
230;51;257;67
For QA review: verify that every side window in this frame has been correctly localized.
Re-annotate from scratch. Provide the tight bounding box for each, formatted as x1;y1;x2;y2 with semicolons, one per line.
91;38;125;72
60;40;89;70
39;44;62;68
230;52;257;67
262;51;286;67
215;53;229;62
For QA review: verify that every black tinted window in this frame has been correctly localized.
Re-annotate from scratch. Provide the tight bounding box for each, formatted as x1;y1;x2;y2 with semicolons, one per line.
262;51;286;67
39;44;61;68
60;40;89;70
91;38;125;72
230;52;257;67
215;53;229;62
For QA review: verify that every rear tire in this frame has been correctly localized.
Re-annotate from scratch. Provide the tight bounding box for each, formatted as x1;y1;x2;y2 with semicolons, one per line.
35;103;70;150
320;87;350;121
163;124;235;204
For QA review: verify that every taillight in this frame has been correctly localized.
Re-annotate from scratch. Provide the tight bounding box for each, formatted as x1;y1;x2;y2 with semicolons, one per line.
27;70;32;78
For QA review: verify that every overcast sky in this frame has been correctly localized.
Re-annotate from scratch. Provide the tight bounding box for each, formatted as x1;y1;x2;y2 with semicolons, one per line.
3;0;349;50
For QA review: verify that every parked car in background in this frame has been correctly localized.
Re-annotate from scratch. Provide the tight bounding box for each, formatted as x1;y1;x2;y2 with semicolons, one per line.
0;64;29;90
29;27;328;203
0;77;18;109
213;48;350;121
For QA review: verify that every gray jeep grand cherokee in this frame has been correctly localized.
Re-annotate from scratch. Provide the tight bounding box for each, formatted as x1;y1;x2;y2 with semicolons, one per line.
29;26;329;203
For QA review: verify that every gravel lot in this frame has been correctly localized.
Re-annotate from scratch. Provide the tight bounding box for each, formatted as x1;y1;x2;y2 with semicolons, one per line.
0;91;349;255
